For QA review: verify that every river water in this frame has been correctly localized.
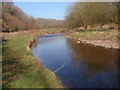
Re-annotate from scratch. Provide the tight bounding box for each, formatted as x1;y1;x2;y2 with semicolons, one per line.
32;34;118;88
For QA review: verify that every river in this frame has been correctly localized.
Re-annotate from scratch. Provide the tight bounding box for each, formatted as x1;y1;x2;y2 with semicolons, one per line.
32;34;118;88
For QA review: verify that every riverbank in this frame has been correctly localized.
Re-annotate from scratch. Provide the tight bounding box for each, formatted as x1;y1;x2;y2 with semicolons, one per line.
67;29;119;49
2;29;63;88
2;28;119;88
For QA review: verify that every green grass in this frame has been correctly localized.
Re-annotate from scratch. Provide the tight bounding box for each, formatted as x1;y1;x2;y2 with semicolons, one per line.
2;33;63;88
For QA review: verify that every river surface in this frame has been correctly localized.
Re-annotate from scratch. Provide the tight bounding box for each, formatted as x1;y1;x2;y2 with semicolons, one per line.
32;34;118;88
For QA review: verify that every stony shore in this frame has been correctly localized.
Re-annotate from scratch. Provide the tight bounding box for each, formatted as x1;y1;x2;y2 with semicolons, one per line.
64;35;119;49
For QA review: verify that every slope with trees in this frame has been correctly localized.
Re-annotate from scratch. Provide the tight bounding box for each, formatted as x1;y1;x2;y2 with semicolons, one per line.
36;18;64;29
2;2;65;32
2;2;40;32
65;2;118;30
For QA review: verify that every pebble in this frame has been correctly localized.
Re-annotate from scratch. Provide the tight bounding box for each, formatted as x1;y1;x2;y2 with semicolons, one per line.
77;41;80;43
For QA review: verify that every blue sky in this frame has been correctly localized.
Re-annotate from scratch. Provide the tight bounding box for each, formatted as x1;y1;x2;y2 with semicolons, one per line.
14;2;74;20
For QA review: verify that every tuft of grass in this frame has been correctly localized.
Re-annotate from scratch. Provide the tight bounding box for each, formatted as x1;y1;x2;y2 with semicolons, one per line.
2;33;63;88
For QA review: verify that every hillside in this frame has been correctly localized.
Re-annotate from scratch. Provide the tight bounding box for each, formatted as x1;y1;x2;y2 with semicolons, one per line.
2;2;64;32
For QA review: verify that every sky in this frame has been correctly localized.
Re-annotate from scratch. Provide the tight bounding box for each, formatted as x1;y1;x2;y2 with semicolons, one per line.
14;2;74;20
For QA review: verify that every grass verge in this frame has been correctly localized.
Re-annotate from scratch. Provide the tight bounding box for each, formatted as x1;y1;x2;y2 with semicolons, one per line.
2;32;63;88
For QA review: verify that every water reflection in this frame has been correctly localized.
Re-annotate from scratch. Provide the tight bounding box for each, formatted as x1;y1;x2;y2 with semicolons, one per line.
32;34;118;88
66;39;118;74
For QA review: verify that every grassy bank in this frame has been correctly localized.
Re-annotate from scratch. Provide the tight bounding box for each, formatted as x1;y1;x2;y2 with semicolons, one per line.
69;29;119;49
2;30;63;88
71;30;118;41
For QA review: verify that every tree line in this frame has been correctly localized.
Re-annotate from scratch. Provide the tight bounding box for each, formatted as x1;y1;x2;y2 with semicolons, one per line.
1;2;64;32
65;2;118;29
36;18;64;29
